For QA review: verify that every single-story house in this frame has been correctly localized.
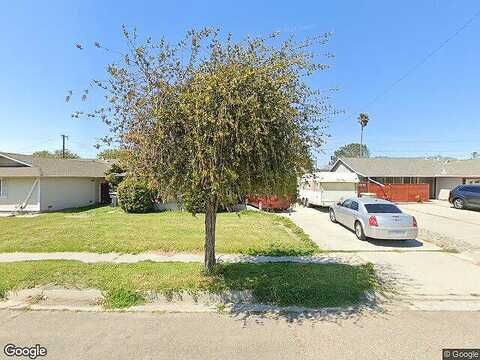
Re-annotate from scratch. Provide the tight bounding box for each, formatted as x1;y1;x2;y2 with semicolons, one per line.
331;157;480;199
0;152;112;212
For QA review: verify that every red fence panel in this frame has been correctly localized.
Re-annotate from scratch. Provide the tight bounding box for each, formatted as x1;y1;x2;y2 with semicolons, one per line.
358;183;429;202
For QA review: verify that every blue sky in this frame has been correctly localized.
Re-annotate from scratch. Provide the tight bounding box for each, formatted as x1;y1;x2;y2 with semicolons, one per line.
1;1;479;166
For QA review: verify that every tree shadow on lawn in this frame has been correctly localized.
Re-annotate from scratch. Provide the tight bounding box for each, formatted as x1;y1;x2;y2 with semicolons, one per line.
208;261;391;325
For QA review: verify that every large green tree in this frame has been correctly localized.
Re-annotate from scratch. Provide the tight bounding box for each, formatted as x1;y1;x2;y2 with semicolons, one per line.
33;149;80;159
78;27;333;269
330;143;370;165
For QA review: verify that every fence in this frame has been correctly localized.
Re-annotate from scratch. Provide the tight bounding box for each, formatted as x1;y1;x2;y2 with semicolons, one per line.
358;182;430;202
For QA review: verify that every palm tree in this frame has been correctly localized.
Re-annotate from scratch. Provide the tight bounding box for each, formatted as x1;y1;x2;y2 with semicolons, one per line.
358;113;369;158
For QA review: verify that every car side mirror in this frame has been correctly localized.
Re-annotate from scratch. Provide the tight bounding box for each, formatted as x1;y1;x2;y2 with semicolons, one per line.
337;202;342;206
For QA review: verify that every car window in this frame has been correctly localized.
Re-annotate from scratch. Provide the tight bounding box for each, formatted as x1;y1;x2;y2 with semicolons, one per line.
464;186;480;193
341;199;352;208
364;204;402;214
350;201;359;211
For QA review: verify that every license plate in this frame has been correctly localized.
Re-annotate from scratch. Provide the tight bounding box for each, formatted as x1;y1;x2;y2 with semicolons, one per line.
389;230;405;234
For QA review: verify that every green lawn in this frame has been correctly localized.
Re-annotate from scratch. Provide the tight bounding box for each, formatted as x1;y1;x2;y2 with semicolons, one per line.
0;261;378;309
0;207;318;255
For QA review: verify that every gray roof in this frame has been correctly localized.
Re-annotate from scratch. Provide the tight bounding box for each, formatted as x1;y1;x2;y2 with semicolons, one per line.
333;157;480;178
0;152;112;178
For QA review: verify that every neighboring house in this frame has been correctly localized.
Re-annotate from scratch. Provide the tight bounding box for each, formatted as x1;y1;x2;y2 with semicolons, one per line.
0;152;112;212
331;157;480;200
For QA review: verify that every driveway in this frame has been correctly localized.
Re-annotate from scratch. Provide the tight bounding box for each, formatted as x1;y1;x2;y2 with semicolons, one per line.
284;205;480;311
399;201;480;252
284;206;440;252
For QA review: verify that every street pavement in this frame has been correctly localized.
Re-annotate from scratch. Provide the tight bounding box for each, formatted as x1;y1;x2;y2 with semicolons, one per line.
1;309;479;360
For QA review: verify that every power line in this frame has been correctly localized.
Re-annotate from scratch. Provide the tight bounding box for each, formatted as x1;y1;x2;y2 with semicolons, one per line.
347;7;480;118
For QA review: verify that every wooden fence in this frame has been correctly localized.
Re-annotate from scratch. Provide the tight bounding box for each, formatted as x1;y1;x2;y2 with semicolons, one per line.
358;182;430;202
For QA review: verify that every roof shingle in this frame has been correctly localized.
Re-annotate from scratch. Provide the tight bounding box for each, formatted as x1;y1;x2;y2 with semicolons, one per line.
0;152;111;178
333;157;480;177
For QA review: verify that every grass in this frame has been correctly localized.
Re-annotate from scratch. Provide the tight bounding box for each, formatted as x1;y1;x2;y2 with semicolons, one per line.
0;261;378;309
0;207;318;256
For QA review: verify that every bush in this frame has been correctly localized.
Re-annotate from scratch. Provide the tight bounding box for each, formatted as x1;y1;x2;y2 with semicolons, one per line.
117;177;155;213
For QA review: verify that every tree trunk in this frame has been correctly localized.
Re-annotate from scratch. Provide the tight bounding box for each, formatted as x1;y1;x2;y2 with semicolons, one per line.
204;197;218;270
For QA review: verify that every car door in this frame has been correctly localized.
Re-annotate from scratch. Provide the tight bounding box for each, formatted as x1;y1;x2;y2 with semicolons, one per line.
336;199;351;225
469;186;480;206
344;200;359;229
340;200;358;229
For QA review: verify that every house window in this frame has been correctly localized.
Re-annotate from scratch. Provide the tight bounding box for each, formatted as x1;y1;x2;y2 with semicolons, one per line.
0;178;6;198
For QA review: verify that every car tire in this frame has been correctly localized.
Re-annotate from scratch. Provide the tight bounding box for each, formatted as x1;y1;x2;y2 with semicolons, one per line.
453;198;465;210
305;199;310;208
355;221;367;241
329;209;337;223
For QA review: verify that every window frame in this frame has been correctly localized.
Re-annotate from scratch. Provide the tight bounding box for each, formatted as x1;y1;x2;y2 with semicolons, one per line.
0;178;6;198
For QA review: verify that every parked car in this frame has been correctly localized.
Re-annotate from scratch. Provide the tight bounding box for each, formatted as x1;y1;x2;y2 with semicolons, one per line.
329;197;418;241
449;185;480;210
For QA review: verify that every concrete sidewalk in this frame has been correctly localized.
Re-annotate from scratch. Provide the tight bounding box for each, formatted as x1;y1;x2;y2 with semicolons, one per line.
0;251;362;265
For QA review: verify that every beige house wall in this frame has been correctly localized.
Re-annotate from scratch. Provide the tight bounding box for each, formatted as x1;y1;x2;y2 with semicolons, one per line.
40;177;102;212
332;163;354;173
0;177;40;212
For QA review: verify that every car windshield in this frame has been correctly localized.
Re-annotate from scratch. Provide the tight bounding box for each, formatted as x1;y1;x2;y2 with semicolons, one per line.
364;204;402;214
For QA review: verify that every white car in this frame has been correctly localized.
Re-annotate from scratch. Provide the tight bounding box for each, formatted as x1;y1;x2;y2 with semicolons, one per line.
329;197;418;241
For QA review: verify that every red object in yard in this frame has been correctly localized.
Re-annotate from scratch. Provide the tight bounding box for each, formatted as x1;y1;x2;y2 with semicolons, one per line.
247;195;292;210
358;182;429;202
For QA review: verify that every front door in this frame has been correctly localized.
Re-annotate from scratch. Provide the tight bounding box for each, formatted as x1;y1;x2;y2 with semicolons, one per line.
100;182;111;204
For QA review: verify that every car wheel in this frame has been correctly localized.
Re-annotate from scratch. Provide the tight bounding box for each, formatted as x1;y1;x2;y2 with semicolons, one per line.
305;199;310;208
453;198;465;209
329;209;337;223
355;222;367;241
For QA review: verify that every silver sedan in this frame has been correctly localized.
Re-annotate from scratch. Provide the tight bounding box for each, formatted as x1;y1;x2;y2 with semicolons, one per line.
329;197;418;241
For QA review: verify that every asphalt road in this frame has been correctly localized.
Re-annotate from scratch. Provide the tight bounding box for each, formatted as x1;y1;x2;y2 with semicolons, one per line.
1;309;479;360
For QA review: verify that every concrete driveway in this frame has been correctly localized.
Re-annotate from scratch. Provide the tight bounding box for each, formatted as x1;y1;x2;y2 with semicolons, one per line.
399;201;480;252
284;205;480;311
284;206;440;252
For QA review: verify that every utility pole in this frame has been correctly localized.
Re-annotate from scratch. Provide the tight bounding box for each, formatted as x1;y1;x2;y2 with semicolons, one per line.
61;134;68;158
358;113;369;158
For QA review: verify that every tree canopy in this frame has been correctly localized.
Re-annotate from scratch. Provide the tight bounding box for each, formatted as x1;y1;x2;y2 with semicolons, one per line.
97;148;125;160
76;27;334;268
32;149;80;159
330;143;370;165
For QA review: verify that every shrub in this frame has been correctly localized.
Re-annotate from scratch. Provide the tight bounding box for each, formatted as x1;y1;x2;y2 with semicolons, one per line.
117;177;155;213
